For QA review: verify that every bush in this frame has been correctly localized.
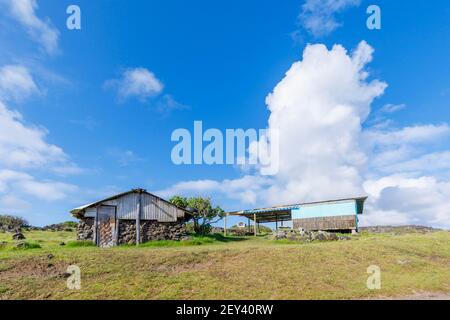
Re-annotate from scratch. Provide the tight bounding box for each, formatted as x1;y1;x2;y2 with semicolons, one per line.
0;215;28;232
66;240;95;247
42;221;78;232
13;241;41;250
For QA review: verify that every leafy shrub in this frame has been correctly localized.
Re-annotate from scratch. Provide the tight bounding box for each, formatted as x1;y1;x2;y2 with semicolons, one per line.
13;241;41;250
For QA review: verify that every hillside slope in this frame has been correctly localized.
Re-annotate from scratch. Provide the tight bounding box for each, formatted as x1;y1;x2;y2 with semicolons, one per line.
0;230;449;299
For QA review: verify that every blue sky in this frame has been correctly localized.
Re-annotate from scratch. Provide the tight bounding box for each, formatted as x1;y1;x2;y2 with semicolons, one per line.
0;0;449;228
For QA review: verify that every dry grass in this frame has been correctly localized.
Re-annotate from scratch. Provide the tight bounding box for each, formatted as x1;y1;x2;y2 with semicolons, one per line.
0;230;449;299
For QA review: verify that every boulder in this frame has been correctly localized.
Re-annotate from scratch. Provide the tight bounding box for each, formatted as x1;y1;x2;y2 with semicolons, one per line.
271;229;344;242
12;232;25;240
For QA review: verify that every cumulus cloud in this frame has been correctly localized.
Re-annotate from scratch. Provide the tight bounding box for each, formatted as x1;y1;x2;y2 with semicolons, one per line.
160;41;450;228
0;65;39;101
157;175;273;205
0;101;67;168
2;0;60;54
104;68;164;102
361;176;450;228
299;0;360;37
364;124;450;147
0;169;78;201
0;65;81;212
0;117;80;210
161;41;387;205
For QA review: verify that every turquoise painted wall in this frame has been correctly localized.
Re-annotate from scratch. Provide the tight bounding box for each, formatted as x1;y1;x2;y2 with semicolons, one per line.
291;200;357;219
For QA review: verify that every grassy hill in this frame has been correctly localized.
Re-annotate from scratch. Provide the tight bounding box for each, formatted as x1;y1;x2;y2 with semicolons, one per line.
0;229;449;299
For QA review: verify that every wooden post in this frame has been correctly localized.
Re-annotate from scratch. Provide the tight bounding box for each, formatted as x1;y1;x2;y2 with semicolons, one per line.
136;192;141;245
114;207;119;246
94;206;99;246
253;213;257;236
224;213;227;236
276;213;278;231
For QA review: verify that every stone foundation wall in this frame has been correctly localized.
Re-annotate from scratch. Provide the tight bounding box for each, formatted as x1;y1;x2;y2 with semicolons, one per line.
118;219;187;245
118;220;136;245
77;218;94;241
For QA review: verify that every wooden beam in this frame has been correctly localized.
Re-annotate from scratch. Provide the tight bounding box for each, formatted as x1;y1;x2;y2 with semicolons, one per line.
136;192;141;245
94;206;99;246
114;207;119;246
224;213;228;236
253;213;257;236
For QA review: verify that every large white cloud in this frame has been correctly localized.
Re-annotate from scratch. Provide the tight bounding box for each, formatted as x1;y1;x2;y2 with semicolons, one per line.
0;65;80;213
257;41;386;205
0;169;78;201
0;101;67;169
160;41;450;229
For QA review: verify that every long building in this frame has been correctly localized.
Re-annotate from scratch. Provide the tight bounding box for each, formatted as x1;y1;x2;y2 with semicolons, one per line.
226;196;367;235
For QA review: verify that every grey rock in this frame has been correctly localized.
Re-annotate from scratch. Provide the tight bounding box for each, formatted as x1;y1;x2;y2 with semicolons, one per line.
12;232;25;240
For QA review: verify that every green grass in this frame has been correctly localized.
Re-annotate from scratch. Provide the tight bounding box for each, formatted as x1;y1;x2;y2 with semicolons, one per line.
65;240;96;248
0;229;449;300
12;242;42;250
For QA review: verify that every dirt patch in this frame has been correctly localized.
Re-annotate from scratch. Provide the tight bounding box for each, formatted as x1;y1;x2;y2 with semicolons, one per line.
0;256;69;280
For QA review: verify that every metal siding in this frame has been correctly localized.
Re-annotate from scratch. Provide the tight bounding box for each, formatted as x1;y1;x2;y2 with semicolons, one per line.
291;200;357;219
81;192;181;222
103;200;118;206
141;193;177;222
116;193;139;220
84;207;97;218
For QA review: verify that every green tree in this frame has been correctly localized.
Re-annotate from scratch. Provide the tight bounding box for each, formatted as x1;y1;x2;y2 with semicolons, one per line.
169;195;189;209
0;214;29;232
169;196;225;234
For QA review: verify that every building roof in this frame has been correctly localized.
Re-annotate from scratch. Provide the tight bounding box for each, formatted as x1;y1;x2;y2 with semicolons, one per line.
70;188;189;218
227;196;368;223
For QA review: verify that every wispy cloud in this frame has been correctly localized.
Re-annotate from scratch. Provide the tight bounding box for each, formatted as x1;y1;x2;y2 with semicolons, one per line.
379;103;406;114
104;67;188;114
0;64;39;101
70;116;99;131
2;0;60;54
107;148;144;167
104;67;164;102
297;0;360;38
156;94;190;114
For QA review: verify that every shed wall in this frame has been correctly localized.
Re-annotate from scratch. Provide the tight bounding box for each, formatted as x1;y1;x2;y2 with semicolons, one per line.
293;215;357;231
81;193;181;222
291;200;357;219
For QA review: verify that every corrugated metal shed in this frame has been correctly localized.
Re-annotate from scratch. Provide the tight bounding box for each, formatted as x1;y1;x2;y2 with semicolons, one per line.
71;189;189;222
